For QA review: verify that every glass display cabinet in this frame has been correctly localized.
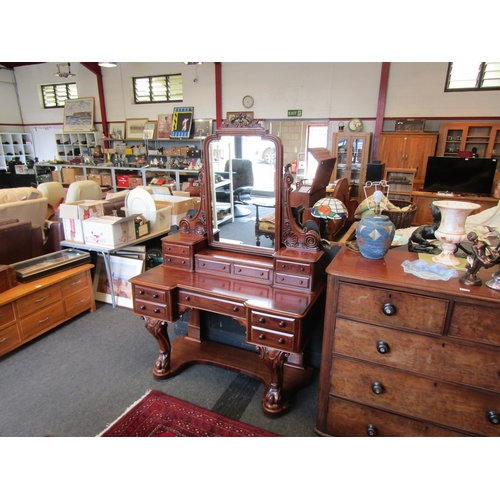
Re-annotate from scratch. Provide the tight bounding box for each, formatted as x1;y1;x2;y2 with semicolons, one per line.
331;132;371;201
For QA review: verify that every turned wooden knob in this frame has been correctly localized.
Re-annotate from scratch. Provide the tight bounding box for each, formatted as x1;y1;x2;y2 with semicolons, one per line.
383;303;396;316
139;290;144;294
258;317;265;323
259;334;265;340
372;382;384;395
278;338;284;344
140;305;145;310
233;306;239;312
488;411;500;425
366;424;378;436
154;308;160;314
153;293;158;298
377;341;390;354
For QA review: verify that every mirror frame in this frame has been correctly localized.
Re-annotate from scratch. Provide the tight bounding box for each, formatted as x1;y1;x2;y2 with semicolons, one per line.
200;124;283;257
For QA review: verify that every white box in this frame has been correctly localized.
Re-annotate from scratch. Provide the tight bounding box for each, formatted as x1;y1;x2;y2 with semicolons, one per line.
82;215;137;248
60;200;106;243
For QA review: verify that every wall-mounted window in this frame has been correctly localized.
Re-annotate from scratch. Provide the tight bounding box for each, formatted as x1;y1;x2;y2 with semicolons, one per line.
133;74;183;104
41;83;78;108
446;62;500;91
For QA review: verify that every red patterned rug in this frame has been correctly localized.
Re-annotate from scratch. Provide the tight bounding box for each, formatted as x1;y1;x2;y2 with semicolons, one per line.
99;390;280;437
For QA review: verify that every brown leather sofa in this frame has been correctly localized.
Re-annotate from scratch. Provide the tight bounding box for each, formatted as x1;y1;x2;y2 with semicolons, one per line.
0;218;44;265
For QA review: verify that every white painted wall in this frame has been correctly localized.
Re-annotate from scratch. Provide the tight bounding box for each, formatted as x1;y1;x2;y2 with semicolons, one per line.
1;62;499;161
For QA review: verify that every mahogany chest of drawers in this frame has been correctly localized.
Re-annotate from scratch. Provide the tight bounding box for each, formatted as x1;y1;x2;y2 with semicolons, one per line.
315;246;500;437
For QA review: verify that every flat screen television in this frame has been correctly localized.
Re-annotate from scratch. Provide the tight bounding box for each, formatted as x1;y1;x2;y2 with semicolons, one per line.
423;156;498;196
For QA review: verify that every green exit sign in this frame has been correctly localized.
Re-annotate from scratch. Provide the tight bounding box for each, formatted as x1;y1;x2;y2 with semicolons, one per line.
287;109;302;117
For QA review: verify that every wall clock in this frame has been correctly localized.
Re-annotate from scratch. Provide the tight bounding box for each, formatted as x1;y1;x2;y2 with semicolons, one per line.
348;118;363;132
242;95;254;109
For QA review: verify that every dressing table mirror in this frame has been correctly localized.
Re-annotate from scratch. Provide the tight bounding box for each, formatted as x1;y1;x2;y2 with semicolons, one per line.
130;116;328;416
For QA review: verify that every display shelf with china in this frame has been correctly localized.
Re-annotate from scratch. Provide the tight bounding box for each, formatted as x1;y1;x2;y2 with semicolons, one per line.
436;122;500;159
330;132;371;202
0;133;36;170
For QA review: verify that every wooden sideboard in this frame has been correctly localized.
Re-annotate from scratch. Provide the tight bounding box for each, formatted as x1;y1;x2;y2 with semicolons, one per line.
315;246;500;437
0;264;95;356
411;191;499;226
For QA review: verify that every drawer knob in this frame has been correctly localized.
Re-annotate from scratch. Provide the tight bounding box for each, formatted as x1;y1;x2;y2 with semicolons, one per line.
185;296;190;301
372;382;384;395
233;306;239;312
154;308;160;314
382;303;396;316
488;411;500;425
366;424;378;437
139;290;144;295
153;293;158;298
140;305;145;310
258;317;265;323
377;341;390;354
279;321;286;328
278;338;284;344
259;334;265;340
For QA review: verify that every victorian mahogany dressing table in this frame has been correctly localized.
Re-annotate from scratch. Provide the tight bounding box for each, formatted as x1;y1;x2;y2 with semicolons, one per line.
130;120;327;416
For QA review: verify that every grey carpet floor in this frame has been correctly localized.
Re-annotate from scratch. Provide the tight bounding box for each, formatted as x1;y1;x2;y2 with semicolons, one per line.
0;302;319;437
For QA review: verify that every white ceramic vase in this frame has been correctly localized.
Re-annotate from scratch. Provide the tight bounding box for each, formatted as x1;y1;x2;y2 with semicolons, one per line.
432;200;480;266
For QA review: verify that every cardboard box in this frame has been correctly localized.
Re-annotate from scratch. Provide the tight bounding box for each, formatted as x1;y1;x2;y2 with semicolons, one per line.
129;177;144;188
87;173;102;185
60;200;106;243
82;215;137;248
75;175;85;182
62;167;84;184
124;204;172;232
101;174;113;186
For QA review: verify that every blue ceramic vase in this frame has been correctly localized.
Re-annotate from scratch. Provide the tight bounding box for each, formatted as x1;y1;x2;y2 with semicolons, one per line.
356;215;395;260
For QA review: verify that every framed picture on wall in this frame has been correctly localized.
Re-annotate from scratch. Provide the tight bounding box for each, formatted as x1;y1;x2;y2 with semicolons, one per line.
143;121;157;140
193;119;213;139
63;97;95;132
108;122;125;140
93;255;145;309
170;107;194;138
157;114;173;139
125;118;149;140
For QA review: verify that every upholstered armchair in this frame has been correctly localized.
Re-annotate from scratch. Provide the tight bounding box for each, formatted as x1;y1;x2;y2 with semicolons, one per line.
0;219;44;265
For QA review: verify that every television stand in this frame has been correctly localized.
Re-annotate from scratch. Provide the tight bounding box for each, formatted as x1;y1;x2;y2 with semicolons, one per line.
411;191;499;226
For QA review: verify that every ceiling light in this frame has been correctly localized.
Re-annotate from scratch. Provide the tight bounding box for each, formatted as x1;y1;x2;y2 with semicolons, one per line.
98;62;117;68
183;62;203;65
55;63;75;78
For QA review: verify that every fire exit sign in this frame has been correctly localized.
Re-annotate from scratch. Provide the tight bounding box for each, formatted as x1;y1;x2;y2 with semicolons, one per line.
287;110;302;117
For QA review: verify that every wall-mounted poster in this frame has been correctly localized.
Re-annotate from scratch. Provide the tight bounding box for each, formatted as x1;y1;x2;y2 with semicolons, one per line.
170;107;194;138
143;121;156;140
125;118;149;140
63;97;94;132
157;114;173;139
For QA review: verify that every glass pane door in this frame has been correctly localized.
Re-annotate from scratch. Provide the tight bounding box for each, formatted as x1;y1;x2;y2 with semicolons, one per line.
350;137;365;199
335;137;348;181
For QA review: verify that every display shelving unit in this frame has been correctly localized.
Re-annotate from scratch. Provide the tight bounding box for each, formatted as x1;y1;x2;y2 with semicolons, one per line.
0;132;36;170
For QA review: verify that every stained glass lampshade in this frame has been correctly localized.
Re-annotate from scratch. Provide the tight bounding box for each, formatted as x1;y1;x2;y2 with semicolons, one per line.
311;196;348;220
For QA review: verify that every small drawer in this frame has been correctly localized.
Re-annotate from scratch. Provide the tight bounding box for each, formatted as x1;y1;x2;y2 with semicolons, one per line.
178;291;246;319
0;303;15;328
134;300;169;319
249;326;295;351
337;283;448;335
64;288;93;317
19;302;66;340
16;284;61;319
449;301;500;348
163;255;191;270
61;271;88;296
163;242;191;257
275;259;311;277
274;272;310;289
196;257;231;274
249;310;296;334
0;323;21;356
233;264;271;282
324;396;466;437
134;286;167;304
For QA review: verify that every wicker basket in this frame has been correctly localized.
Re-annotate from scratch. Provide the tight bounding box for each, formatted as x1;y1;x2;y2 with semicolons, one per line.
382;200;418;229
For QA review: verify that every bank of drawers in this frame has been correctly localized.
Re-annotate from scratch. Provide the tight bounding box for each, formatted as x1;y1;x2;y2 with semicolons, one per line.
0;268;94;356
318;279;500;437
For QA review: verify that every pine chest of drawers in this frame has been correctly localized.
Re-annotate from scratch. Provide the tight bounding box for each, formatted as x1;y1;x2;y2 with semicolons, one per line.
315;246;500;437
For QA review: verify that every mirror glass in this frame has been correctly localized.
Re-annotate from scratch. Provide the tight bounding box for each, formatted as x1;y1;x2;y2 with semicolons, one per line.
204;130;281;255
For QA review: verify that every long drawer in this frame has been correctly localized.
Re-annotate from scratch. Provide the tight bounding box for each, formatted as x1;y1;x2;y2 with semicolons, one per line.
177;289;246;319
19;301;66;341
336;283;448;335
323;396;466;437
333;317;500;392
329;356;500;436
16;283;61;318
